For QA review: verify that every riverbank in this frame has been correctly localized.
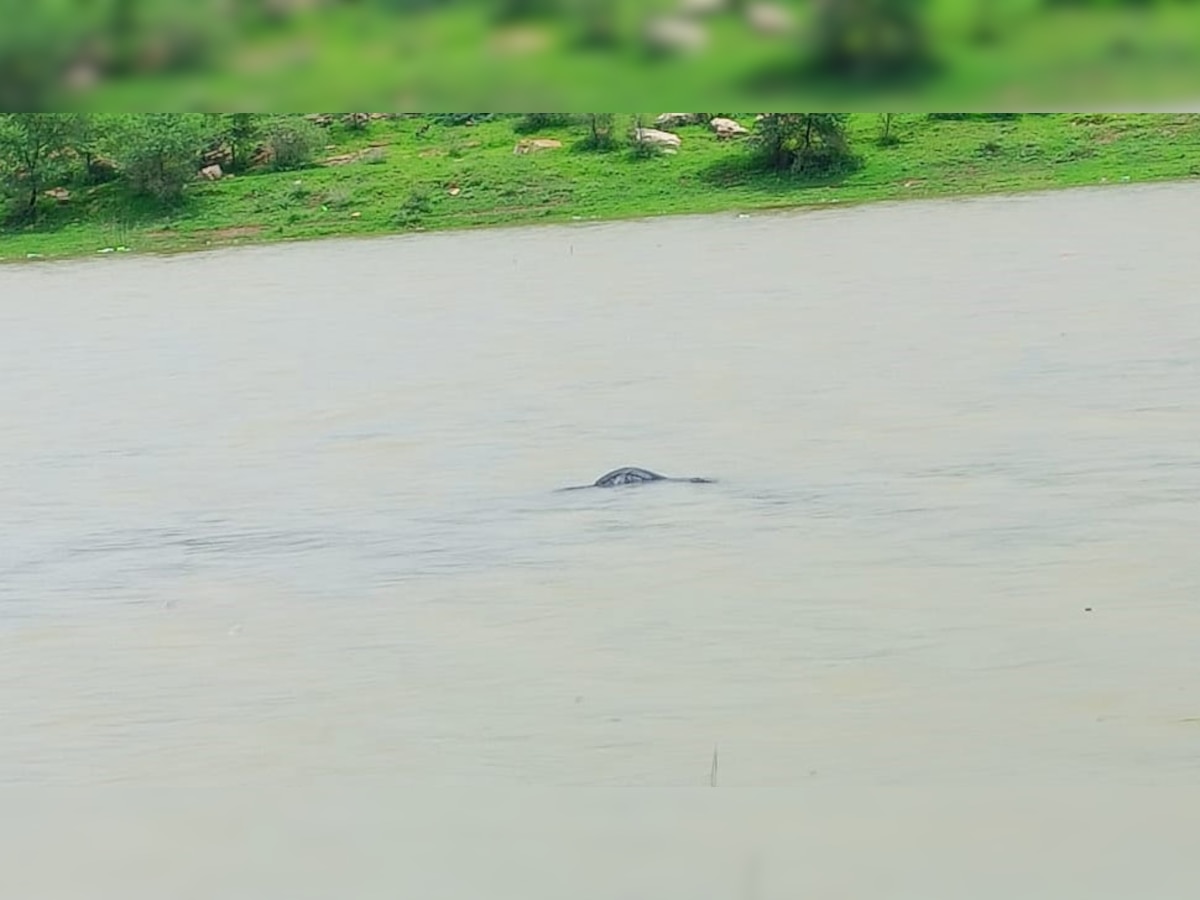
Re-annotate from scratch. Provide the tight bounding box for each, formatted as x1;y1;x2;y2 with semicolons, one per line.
3;113;1200;263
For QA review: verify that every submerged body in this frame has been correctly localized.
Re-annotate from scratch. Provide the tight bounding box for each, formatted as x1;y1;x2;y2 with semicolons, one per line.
559;466;715;491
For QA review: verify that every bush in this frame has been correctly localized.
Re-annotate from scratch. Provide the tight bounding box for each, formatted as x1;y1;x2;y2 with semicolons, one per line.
513;113;575;134
628;138;663;160
576;113;617;152
877;113;901;147
287;181;310;204
112;113;211;202
428;113;497;126
264;116;325;171
751;113;858;177
395;185;434;228
322;186;354;209
627;116;665;159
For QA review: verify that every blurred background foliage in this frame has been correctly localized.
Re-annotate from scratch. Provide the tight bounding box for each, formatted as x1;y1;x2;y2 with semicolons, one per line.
2;0;1199;110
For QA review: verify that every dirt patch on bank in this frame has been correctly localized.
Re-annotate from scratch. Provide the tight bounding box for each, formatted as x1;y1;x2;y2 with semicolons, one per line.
145;225;265;242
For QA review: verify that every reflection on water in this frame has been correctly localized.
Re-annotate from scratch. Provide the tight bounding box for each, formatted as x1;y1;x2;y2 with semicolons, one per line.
4;183;1200;895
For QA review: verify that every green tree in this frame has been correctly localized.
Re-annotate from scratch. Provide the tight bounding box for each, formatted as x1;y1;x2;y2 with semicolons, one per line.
223;113;261;173
71;113;121;184
0;113;81;223
751;113;855;175
112;113;212;202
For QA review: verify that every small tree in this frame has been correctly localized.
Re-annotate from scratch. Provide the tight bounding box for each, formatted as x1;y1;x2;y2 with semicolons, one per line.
578;113;616;151
112;113;212;202
0;113;80;222
73;113;120;184
877;112;899;146
224;113;262;173
752;113;855;176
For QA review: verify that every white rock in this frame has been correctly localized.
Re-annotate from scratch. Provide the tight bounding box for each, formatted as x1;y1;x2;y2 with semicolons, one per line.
634;128;683;150
655;112;705;130
710;117;749;138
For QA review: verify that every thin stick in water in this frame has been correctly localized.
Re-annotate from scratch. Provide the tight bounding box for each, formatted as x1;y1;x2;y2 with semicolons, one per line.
710;744;718;787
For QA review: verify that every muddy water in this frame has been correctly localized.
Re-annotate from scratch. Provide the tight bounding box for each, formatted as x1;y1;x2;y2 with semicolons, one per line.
4;183;1200;897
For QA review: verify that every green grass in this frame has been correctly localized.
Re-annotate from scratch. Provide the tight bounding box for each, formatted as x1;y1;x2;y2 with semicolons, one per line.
4;113;1200;263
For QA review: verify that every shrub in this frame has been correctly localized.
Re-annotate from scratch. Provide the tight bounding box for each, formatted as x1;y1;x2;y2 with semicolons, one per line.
627;116;665;159
576;113;617;152
513;113;575;134
751;113;858;177
322;186;354;209
628;138;663;160
287;181;310;204
877;112;901;147
427;113;497;126
395;185;434;228
264;116;325;171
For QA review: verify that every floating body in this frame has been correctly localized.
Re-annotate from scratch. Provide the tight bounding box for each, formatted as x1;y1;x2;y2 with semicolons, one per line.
558;466;714;491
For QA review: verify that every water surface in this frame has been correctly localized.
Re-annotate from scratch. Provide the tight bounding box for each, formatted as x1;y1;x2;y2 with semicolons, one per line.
4;183;1200;896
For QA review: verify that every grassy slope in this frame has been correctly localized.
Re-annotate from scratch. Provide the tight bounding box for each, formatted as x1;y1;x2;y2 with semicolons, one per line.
3;113;1200;262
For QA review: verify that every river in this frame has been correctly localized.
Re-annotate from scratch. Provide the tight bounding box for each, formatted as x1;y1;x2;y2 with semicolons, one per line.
3;182;1200;897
